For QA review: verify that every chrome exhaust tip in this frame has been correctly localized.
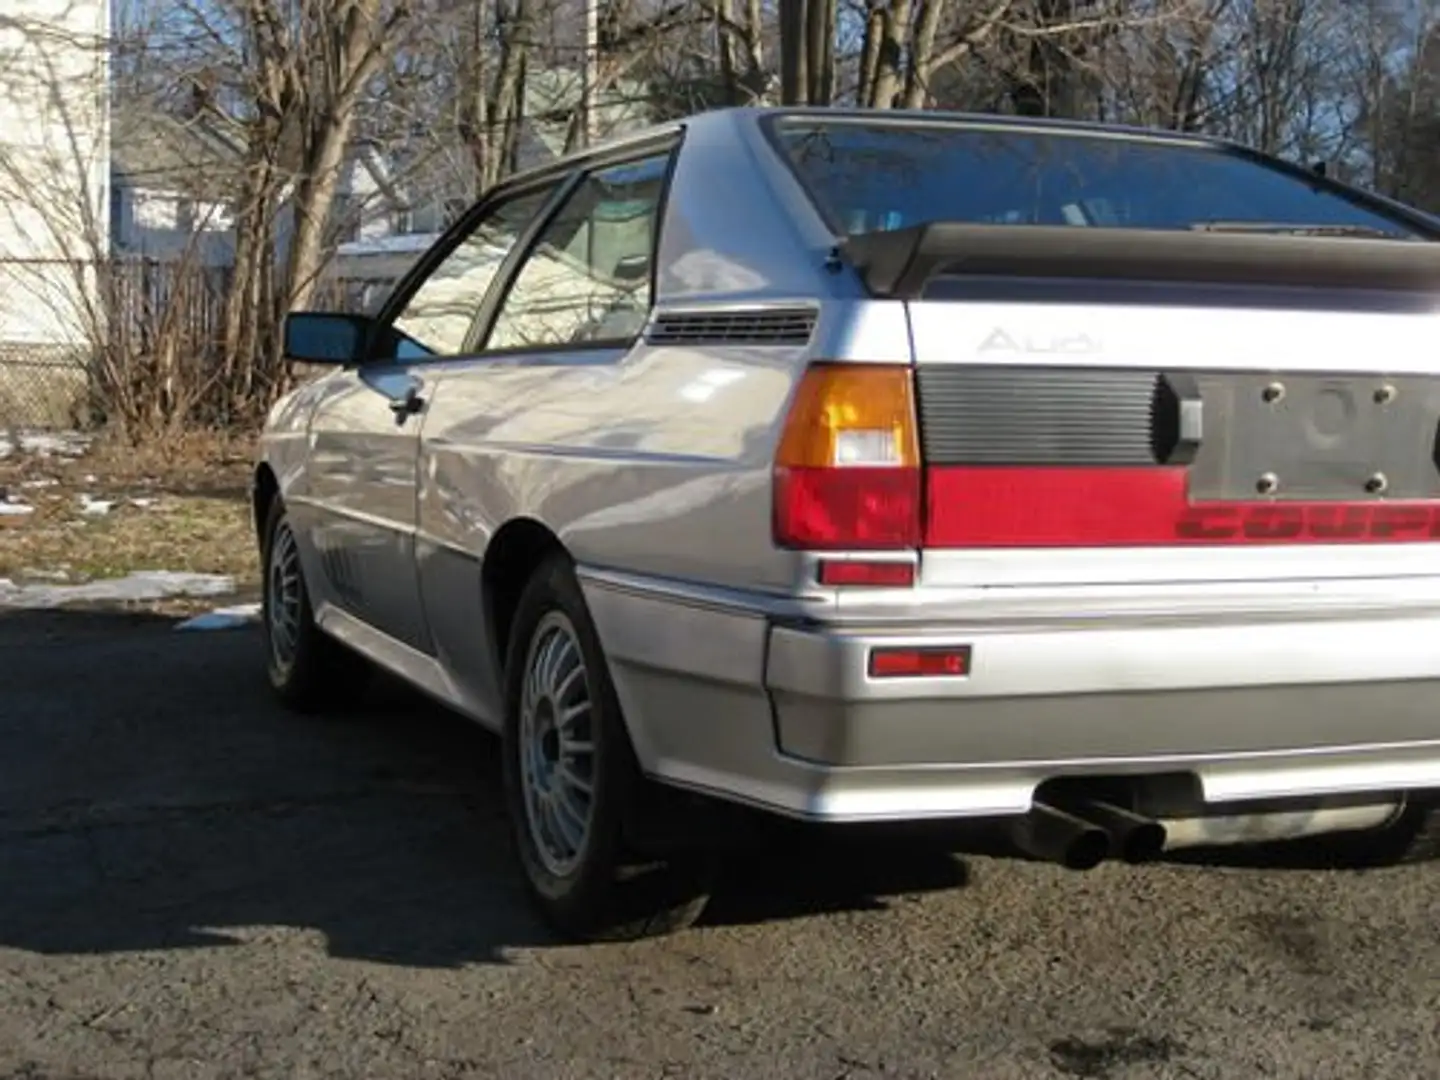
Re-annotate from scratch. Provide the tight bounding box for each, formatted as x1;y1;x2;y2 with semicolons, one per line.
1012;800;1112;871
1067;799;1168;864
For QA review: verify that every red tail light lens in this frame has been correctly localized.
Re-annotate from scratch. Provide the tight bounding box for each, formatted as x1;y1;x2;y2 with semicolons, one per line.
774;364;921;550
925;465;1440;547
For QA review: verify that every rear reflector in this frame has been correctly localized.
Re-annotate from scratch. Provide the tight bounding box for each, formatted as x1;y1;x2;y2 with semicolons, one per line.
817;559;915;587
925;465;1440;547
869;646;972;678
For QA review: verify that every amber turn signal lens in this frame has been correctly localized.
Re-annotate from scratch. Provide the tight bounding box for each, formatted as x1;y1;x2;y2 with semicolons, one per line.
775;363;919;469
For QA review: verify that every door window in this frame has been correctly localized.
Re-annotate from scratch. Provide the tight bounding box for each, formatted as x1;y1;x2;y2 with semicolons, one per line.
383;184;557;360
484;153;671;352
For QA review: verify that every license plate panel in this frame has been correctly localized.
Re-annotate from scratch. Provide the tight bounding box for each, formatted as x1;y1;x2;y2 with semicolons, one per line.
1186;372;1440;502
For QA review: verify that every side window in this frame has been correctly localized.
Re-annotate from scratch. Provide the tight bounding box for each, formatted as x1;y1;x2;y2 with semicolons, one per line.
484;152;670;352
382;185;556;360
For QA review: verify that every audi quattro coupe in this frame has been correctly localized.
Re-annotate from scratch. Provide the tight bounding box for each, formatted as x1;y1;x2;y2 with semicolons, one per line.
255;107;1440;941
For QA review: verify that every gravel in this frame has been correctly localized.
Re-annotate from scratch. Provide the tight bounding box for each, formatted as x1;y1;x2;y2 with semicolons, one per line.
2;608;1436;1080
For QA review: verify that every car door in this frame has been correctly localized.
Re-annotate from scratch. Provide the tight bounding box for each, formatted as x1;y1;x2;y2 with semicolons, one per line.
415;146;677;719
301;181;563;653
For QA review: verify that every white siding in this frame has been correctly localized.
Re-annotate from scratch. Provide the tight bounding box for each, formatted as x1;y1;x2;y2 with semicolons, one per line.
0;0;110;349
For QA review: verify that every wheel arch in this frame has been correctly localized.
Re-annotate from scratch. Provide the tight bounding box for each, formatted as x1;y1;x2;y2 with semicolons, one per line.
482;516;569;675
252;463;280;546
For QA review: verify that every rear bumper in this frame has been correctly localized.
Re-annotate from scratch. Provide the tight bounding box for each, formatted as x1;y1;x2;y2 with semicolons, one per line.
578;568;1440;822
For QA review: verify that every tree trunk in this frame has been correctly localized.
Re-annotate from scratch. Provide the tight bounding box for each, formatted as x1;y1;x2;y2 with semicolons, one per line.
858;3;883;107
482;0;530;190
459;1;491;198
285;0;405;310
868;0;913;109
223;133;284;418
717;0;739;104
804;0;834;104
903;0;945;108
779;0;808;104
284;108;357;311
744;0;765;90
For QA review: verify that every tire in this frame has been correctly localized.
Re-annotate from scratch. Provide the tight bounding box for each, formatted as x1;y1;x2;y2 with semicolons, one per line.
501;553;714;942
260;496;369;712
1304;799;1440;869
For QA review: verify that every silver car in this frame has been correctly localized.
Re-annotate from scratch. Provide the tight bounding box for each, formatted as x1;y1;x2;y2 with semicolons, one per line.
255;106;1440;941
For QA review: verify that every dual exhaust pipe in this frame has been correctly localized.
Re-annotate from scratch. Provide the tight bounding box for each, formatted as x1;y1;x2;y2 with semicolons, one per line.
1012;798;1167;871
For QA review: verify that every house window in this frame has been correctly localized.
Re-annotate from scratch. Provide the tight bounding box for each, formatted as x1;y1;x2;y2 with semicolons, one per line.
332;194;361;243
133;191;179;229
110;184;124;243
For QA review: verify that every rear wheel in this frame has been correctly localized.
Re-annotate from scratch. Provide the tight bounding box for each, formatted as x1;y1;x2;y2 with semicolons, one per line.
261;496;369;711
501;554;714;941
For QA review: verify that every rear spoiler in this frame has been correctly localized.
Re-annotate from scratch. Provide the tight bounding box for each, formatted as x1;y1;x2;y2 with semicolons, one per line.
839;222;1440;299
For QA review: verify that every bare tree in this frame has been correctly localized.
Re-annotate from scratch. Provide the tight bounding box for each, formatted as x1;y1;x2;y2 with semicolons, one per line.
779;0;835;103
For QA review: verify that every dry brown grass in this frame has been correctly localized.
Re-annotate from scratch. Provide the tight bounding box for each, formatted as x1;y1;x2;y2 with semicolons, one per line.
0;429;259;610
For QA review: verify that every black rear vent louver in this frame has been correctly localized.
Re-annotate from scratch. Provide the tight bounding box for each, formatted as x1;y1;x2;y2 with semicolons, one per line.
915;366;1164;466
645;308;817;346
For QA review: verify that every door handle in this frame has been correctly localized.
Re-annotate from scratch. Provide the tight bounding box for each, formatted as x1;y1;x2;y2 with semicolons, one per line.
388;386;425;419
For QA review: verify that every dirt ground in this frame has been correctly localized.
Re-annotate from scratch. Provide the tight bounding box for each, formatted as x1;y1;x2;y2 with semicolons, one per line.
0;432;257;613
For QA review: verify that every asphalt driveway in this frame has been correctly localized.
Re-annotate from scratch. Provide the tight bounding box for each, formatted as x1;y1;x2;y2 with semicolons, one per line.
1;608;1437;1079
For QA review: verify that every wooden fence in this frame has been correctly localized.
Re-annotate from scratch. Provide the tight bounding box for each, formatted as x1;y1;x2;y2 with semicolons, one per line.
0;257;392;427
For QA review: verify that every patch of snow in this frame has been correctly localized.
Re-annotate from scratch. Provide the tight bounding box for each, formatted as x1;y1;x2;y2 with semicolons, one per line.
20;568;70;582
175;602;262;631
336;231;443;257
20;478;58;489
0;430;92;460
130;497;157;509
0;499;34;516
79;495;115;516
0;571;236;609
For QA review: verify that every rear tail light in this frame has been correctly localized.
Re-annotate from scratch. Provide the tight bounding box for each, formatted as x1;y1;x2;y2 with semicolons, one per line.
773;363;920;550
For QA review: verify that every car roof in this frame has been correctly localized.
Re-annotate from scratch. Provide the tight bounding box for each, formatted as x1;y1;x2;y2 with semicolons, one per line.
483;107;1430;310
495;106;1231;191
714;105;1227;147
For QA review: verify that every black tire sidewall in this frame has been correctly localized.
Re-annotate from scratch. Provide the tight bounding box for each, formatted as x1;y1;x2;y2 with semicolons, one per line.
260;497;324;702
501;555;638;919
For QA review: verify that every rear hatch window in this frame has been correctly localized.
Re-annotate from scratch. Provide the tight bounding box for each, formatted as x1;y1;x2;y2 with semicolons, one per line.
765;116;1425;240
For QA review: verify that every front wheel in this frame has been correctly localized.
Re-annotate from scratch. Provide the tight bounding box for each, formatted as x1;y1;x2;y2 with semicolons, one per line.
501;554;714;941
260;496;369;711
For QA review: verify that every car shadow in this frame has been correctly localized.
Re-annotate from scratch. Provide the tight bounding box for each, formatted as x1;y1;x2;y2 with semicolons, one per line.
0;607;973;968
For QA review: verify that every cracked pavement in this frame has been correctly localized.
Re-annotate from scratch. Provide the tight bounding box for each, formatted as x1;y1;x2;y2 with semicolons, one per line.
2;609;1437;1079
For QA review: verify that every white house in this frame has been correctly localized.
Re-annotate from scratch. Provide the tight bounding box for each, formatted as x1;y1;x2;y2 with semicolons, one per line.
108;104;244;266
0;0;111;424
109;107;419;269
